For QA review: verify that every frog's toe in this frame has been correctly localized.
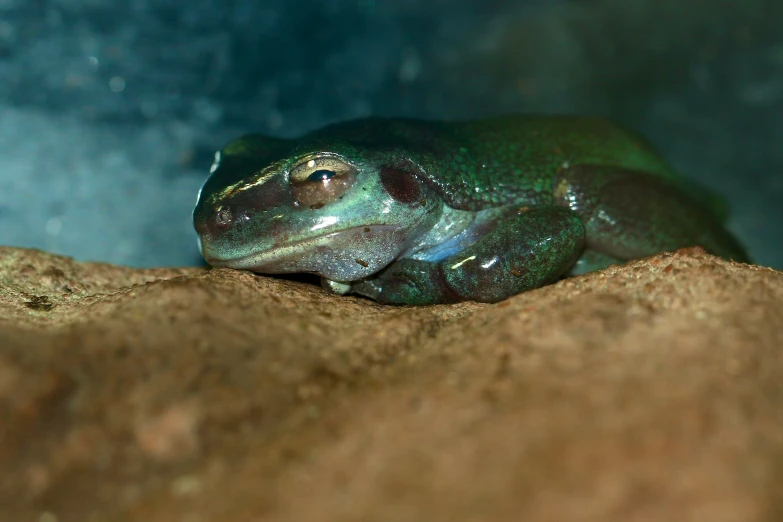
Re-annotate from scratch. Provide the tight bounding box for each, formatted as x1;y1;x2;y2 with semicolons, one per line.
321;278;353;295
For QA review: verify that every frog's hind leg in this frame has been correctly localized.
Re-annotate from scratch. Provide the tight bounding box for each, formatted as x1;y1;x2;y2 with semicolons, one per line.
555;165;750;264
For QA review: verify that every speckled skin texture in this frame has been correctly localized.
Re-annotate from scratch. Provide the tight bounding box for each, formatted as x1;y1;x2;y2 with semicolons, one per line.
194;116;749;304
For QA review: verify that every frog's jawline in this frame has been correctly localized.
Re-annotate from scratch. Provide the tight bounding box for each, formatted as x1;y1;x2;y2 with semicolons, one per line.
203;224;400;275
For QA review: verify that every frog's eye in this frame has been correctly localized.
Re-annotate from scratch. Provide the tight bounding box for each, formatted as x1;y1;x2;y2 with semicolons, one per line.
306;169;336;182
289;156;357;209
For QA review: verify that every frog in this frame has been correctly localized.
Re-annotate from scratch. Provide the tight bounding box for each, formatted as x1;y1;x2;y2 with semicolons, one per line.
193;116;749;305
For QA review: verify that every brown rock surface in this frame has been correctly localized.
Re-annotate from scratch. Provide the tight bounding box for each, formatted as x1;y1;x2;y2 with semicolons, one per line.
1;245;782;522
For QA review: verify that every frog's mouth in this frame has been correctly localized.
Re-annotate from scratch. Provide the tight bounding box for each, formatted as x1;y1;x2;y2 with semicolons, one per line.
202;224;406;282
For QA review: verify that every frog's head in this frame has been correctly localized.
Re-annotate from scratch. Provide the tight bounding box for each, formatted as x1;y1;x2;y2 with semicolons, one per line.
193;130;442;282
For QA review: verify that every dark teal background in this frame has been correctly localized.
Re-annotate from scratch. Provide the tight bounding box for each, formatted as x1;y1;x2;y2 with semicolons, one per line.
0;0;780;268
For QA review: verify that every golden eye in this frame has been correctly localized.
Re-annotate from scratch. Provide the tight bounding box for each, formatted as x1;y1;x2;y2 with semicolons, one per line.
289;156;357;209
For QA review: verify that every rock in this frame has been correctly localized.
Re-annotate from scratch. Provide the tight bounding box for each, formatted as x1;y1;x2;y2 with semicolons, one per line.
0;245;782;522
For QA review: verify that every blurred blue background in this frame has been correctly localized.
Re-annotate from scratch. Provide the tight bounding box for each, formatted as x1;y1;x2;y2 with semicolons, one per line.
1;0;781;268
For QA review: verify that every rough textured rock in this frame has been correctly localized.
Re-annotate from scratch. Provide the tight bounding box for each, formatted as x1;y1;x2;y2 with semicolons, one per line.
1;245;782;522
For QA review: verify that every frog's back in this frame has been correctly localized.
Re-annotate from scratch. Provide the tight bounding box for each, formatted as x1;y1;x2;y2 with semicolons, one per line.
458;116;675;177
434;115;703;208
307;115;728;220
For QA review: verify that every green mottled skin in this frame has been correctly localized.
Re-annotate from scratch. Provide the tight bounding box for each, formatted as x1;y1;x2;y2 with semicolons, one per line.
193;116;749;305
299;116;723;212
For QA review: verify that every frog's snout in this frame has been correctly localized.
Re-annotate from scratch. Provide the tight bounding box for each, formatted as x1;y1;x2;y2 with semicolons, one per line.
193;200;236;239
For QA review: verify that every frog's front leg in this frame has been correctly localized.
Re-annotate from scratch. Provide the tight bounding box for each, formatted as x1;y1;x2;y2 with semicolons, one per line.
349;206;586;305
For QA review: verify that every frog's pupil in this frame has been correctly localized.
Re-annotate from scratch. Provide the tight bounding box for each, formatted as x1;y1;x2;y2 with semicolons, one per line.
307;169;336;182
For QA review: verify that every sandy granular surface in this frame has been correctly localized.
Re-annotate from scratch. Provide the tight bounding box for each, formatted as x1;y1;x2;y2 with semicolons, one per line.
1;246;782;522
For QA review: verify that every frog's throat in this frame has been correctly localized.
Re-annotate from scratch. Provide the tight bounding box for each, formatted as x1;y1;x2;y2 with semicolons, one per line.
202;224;402;279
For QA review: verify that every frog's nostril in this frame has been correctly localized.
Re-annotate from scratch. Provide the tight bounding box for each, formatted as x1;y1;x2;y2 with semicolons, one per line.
215;207;233;225
193;204;235;237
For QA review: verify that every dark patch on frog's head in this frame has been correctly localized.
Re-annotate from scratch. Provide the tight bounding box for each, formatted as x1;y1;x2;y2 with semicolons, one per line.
379;167;422;204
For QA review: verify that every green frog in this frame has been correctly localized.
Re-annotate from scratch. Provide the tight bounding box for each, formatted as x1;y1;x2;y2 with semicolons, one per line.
193;116;748;305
